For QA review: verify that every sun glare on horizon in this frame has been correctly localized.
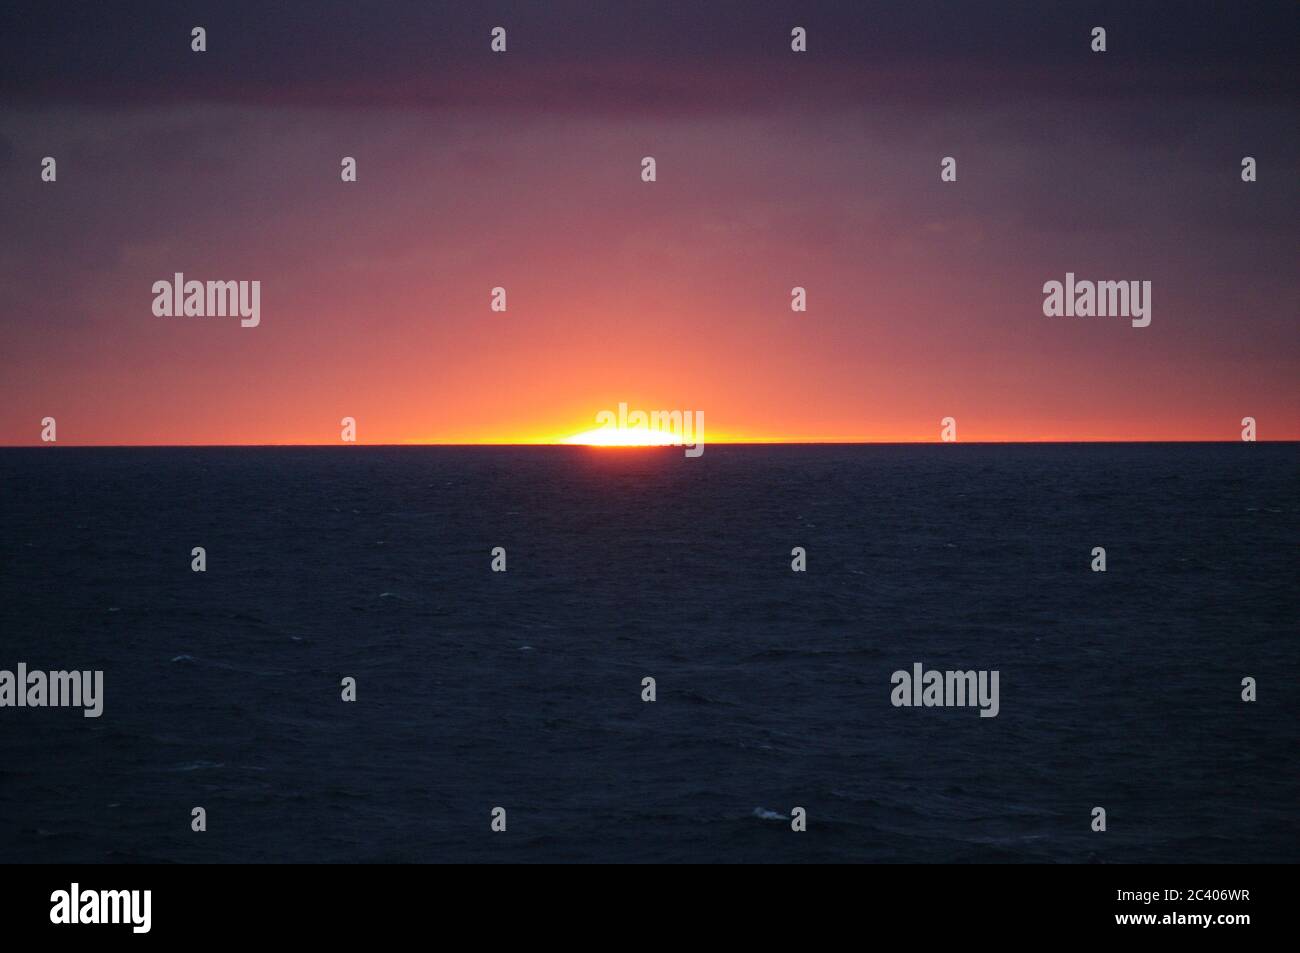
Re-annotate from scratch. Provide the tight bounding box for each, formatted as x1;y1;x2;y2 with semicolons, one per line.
560;426;684;447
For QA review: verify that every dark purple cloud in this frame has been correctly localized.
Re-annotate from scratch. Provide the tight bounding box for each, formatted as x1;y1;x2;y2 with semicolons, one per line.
2;1;1295;112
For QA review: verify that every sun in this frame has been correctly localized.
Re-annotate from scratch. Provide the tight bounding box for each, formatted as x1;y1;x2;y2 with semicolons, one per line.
561;426;681;447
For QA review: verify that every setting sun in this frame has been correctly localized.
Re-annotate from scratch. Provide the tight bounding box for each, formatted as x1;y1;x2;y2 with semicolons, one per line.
561;426;683;447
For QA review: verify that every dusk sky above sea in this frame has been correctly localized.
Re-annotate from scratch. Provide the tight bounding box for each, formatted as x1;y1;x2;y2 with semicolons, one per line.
1;1;1296;445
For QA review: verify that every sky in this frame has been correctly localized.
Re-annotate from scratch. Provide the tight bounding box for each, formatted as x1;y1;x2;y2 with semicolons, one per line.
1;1;1296;444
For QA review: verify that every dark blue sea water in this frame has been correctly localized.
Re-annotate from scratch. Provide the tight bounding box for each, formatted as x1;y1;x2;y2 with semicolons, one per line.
1;444;1296;863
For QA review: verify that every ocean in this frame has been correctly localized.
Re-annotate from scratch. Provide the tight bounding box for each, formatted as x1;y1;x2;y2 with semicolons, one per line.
0;444;1296;863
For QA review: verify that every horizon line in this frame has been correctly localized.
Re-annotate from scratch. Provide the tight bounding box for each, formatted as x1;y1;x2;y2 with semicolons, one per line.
2;440;1294;449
